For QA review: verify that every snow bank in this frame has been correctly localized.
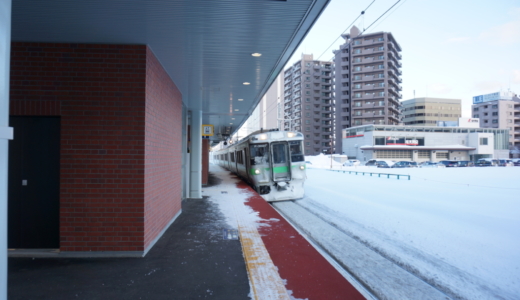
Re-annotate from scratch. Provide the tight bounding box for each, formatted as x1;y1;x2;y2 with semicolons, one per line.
300;167;520;300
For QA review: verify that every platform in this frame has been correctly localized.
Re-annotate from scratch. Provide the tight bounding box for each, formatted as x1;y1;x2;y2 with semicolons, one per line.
8;165;366;299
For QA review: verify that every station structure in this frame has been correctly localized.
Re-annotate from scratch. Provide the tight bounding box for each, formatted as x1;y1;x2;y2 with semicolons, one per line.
0;1;331;297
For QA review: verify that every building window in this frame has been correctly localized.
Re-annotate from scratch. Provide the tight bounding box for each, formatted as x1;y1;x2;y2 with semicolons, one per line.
354;49;361;54
492;119;498;123
473;114;479;118
305;84;310;88
378;55;384;60
473;107;479;111
305;127;310;131
354;58;361;63
436;152;449;159
354;75;362;80
492;105;498;109
306;105;310;110
378;92;385;97
305;91;310;95
480;137;488;145
354;84;361;89
378;64;384;69
508;119;512;123
354;40;361;45
354;93;362;98
354;66;361;71
305;98;310;102
377;73;385;78
492;112;498;116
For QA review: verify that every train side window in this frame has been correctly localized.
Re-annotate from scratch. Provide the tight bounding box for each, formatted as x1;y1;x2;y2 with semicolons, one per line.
289;141;304;162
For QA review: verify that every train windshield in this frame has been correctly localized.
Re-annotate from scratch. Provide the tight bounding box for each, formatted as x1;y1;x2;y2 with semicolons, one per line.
289;141;304;162
249;144;269;166
270;142;291;181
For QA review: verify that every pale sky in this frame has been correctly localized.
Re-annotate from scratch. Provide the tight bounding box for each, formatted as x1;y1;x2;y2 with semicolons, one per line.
285;0;520;117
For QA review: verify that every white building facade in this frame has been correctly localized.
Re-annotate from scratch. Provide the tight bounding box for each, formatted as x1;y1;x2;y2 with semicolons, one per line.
342;125;509;162
471;91;520;150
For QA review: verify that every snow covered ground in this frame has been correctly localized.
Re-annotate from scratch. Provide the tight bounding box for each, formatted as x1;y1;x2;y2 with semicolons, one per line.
302;154;520;300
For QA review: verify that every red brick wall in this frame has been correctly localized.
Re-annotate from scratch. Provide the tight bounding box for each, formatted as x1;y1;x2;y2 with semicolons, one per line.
202;139;209;185
9;42;181;252
143;48;182;249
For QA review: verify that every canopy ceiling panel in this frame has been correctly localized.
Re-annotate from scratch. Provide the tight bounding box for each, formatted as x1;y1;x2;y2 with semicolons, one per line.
11;0;330;142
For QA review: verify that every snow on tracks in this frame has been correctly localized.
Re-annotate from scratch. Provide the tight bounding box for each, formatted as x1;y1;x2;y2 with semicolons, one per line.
273;201;450;300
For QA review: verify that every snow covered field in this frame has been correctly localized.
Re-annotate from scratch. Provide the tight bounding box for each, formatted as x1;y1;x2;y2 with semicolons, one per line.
302;155;520;300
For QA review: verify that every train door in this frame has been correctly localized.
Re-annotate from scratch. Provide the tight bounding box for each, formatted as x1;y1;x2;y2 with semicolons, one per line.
270;142;291;182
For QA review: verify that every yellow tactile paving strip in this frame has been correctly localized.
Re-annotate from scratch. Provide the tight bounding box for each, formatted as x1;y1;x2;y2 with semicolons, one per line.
232;195;290;300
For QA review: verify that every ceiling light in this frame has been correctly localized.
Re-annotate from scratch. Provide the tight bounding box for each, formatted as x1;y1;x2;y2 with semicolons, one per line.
251;53;262;57
232;118;235;120
235;109;239;111
243;82;250;85
230;123;233;125
238;99;243;101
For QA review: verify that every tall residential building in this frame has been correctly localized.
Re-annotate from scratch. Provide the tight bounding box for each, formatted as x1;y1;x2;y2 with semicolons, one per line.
333;26;402;154
237;73;284;139
283;54;333;155
472;91;520;149
401;97;462;126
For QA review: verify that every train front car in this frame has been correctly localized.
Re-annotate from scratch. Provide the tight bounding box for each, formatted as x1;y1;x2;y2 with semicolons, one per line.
248;131;306;202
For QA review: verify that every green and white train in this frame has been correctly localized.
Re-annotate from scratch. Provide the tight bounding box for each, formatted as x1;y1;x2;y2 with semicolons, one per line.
213;129;306;202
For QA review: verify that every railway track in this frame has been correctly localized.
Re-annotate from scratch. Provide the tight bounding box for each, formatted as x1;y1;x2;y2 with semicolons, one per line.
272;200;452;300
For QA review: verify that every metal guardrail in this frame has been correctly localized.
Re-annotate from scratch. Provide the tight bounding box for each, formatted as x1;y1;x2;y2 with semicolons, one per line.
327;169;411;180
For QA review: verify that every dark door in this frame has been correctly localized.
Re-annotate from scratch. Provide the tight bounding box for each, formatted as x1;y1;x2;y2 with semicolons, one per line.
8;116;60;248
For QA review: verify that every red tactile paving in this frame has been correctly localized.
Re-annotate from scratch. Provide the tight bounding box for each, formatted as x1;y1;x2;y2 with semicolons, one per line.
236;181;366;300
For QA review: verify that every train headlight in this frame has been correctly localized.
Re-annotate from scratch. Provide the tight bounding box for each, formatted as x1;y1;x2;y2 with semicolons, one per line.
254;169;261;175
258;134;267;140
287;132;295;138
299;165;305;170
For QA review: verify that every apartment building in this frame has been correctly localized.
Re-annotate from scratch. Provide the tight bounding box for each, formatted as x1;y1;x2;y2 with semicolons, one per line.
333;26;402;153
401;97;462;126
472;91;520;149
237;73;284;138
283;54;334;155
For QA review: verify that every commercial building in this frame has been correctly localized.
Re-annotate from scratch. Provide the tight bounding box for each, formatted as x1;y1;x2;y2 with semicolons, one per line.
333;26;402;154
342;124;509;163
471;91;520;149
283;54;334;155
401;97;462;126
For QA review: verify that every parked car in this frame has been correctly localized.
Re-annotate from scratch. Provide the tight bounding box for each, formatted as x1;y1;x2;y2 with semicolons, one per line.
342;159;361;166
497;159;513;167
475;160;493;167
376;161;394;168
477;158;499;166
391;161;418;168
420;161;446;168
438;160;459;167
513;159;520;166
456;161;474;167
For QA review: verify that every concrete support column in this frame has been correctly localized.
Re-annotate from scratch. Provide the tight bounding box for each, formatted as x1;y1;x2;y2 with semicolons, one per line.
189;110;202;199
0;1;12;299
